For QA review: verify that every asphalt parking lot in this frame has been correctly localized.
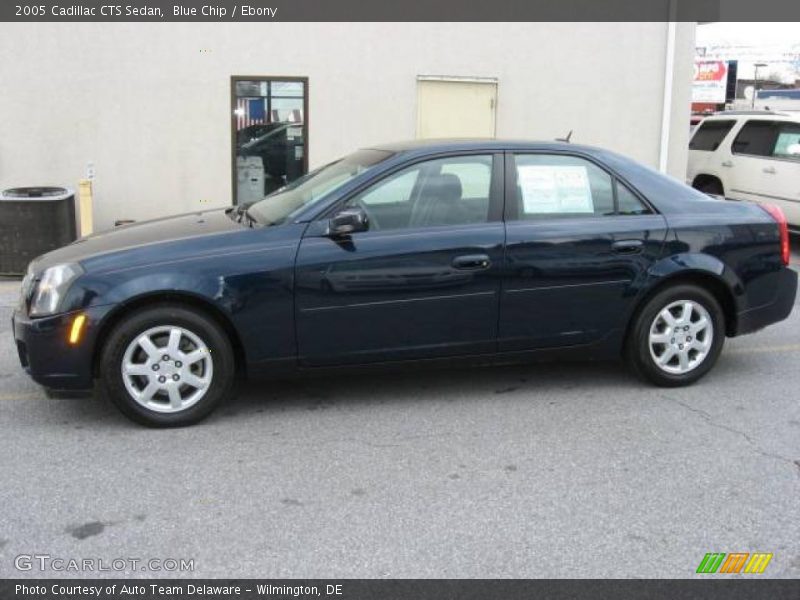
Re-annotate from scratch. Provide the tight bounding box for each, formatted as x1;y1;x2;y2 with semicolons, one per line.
1;244;799;579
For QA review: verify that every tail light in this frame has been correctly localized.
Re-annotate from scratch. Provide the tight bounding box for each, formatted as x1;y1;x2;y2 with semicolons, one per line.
761;203;790;267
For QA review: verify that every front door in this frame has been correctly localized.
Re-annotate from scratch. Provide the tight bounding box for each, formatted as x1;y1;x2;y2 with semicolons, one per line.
499;152;668;350
295;153;505;366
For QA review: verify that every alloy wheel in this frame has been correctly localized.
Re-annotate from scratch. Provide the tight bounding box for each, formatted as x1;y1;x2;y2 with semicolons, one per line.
121;325;213;413
648;300;714;375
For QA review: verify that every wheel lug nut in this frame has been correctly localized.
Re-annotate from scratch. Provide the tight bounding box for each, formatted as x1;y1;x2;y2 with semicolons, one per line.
678;344;684;350
172;374;180;381
152;364;160;371
684;326;690;331
158;375;166;383
687;336;692;342
175;361;182;368
162;354;170;361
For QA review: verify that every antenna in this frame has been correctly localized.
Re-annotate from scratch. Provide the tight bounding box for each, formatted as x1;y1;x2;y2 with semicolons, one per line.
556;130;573;143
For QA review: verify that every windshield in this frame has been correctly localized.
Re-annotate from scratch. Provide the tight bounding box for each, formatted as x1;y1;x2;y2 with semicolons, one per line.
246;149;392;225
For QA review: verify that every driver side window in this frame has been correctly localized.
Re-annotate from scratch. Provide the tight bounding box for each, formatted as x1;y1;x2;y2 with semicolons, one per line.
346;155;493;231
360;170;420;206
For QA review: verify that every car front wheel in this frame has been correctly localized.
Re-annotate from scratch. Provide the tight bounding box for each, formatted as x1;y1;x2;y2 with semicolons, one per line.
99;304;236;427
626;284;725;387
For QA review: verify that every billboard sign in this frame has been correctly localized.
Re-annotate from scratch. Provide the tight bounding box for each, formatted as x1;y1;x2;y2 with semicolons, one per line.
693;60;729;103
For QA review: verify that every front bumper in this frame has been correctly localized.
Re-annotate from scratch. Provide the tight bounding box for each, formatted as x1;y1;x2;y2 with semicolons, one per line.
736;267;798;335
12;305;112;391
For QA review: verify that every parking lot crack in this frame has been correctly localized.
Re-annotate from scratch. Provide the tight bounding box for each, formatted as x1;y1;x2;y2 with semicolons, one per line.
660;394;799;477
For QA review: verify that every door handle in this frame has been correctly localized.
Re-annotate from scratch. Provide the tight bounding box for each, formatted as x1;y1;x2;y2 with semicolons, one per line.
452;254;491;270
763;166;776;174
721;160;733;168
612;239;644;255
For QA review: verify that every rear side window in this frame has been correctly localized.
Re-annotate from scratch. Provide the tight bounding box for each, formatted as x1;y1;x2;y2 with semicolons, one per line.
732;120;779;157
616;181;651;215
772;122;800;161
689;120;735;151
510;154;651;219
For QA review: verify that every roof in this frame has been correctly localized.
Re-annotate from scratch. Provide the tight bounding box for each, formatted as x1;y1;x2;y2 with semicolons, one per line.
369;138;601;155
705;111;799;122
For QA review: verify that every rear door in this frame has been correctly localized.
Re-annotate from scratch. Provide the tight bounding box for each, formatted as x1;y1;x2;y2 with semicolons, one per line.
727;119;800;226
295;152;505;366
727;119;781;203
763;121;800;226
499;152;668;350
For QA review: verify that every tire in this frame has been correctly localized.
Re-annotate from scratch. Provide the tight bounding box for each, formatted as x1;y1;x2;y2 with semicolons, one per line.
98;304;236;427
695;178;723;196
625;284;725;387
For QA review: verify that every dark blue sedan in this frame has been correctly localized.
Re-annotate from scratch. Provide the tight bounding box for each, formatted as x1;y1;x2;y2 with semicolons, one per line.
12;140;797;426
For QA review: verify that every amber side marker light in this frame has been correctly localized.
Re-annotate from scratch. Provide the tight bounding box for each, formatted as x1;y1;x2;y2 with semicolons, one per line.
68;314;87;345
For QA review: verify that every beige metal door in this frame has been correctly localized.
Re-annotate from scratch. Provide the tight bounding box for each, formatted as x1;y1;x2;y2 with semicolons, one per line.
416;78;497;139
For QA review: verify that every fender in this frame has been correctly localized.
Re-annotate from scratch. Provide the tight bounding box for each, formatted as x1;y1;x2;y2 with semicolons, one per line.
74;270;237;313
70;259;297;366
647;251;742;293
635;251;745;322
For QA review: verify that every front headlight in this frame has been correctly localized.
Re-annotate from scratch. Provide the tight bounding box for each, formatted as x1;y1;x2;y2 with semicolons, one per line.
29;263;84;317
18;264;35;311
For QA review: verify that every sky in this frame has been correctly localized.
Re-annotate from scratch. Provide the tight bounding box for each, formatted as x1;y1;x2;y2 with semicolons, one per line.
696;23;799;47
696;23;799;82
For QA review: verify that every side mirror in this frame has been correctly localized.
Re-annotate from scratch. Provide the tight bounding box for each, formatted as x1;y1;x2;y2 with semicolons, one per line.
327;207;369;236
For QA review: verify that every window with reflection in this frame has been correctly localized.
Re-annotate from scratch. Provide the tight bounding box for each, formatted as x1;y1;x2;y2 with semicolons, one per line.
233;78;307;204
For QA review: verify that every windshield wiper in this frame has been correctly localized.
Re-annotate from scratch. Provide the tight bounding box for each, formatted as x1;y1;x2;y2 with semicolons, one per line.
227;204;259;227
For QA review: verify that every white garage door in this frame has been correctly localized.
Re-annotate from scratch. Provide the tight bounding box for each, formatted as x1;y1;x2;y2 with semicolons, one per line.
416;78;497;139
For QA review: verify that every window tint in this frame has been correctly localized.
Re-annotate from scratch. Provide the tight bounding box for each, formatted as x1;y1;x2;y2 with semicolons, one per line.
689;120;736;151
616;181;651;215
732;120;779;157
359;170;418;205
772;122;800;160
347;155;493;231
248;149;391;225
512;154;615;218
440;162;491;199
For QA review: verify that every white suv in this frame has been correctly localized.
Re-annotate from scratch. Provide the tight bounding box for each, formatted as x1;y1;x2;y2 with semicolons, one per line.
687;111;800;230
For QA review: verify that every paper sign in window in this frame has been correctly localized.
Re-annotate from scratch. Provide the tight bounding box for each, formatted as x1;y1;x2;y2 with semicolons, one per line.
518;165;594;214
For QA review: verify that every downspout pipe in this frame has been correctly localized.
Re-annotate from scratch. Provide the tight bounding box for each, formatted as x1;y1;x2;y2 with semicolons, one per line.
659;0;678;173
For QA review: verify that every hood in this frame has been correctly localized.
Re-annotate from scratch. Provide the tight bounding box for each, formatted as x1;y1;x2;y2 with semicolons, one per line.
31;208;246;272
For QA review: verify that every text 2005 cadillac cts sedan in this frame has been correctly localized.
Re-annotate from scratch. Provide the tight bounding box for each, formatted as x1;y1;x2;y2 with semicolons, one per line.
12;140;797;426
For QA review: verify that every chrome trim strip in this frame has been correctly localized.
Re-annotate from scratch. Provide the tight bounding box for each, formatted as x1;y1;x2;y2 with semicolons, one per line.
505;279;629;294
300;290;496;312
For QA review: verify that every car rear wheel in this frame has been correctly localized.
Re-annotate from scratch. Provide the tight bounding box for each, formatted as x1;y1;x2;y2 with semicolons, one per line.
626;284;725;387
99;304;235;427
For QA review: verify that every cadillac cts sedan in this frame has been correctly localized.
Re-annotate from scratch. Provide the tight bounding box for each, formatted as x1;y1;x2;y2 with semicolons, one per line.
12;140;797;427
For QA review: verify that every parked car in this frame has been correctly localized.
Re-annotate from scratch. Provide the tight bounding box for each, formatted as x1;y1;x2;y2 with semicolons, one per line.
13;140;797;427
687;111;800;230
